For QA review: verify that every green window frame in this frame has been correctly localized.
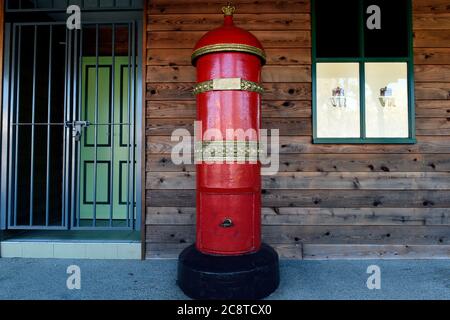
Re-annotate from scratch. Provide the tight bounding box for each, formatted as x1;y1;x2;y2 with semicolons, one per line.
311;0;416;144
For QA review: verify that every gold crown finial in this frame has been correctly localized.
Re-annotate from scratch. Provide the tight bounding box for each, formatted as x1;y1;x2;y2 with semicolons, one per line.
222;2;236;16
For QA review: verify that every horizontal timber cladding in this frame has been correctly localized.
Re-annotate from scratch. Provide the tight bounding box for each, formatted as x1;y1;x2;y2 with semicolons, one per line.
147;99;448;118
146;207;450;226
145;225;450;245
148;48;312;65
147;136;450;153
146;190;450;208
143;225;450;245
147;31;311;48
148;13;311;31
145;0;450;259
146;66;312;82
147;154;450;172
149;0;311;14
146;172;450;190
145;117;450;135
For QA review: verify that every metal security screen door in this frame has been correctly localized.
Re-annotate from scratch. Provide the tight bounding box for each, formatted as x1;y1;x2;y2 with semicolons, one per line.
1;3;143;231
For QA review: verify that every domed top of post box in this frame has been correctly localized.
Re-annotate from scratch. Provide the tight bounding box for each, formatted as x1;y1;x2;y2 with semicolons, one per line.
191;3;266;66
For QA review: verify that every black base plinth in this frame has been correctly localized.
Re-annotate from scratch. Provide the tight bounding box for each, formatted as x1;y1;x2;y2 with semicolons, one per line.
177;244;280;300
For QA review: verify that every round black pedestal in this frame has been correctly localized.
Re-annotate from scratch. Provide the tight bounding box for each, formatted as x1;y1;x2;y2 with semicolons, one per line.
177;244;280;300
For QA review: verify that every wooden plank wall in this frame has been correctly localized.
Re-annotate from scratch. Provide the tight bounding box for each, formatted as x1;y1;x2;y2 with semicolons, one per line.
145;0;450;259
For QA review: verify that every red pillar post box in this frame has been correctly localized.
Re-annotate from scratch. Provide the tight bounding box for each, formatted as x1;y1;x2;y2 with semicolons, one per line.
177;4;279;300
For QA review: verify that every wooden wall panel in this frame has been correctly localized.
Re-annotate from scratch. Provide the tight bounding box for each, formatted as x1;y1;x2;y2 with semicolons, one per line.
148;13;311;31
149;0;311;14
147;153;450;172
147;136;450;154
148;48;312;66
414;13;450;29
146;207;450;226
415;65;450;82
146;172;450;190
148;31;311;48
145;0;450;259
145;225;450;245
415;48;450;65
146;117;450;135
413;0;450;13
414;30;450;48
416;100;450;117
147;100;313;118
146;189;450;210
146;65;312;82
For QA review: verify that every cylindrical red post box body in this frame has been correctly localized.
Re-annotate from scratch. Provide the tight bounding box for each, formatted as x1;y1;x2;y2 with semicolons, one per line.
192;14;266;255
177;5;279;300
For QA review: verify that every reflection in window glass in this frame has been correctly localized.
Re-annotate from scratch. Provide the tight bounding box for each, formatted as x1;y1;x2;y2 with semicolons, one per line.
315;0;360;58
316;63;360;138
363;0;409;58
365;63;409;138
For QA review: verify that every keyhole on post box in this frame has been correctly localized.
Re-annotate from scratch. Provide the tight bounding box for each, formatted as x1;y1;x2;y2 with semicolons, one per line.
220;218;234;228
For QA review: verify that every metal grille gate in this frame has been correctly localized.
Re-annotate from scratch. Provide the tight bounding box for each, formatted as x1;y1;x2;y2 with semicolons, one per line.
1;2;142;230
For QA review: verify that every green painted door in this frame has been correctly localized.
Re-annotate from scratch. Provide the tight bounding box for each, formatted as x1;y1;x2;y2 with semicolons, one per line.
79;57;136;226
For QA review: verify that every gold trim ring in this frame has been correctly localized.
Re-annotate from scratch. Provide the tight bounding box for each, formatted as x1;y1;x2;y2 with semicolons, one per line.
192;43;266;65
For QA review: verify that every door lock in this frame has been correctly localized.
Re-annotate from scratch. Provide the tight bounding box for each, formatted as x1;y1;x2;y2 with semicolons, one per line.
65;121;90;141
220;218;234;228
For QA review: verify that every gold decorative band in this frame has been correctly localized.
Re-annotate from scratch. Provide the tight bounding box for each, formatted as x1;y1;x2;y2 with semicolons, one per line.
193;78;264;95
195;141;259;163
192;43;266;65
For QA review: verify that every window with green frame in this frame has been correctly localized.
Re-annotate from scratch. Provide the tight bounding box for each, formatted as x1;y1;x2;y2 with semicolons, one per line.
312;0;415;144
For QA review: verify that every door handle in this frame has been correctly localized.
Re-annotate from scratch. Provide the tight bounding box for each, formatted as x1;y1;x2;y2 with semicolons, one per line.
65;121;90;141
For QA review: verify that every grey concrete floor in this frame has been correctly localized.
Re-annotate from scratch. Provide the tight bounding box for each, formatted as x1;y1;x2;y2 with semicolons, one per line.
0;259;448;300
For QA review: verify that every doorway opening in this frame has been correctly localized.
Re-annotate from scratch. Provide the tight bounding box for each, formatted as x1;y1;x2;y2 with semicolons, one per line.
1;1;143;236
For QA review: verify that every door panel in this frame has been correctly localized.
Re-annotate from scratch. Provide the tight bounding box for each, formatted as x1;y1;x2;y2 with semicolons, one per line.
78;57;136;226
198;193;258;254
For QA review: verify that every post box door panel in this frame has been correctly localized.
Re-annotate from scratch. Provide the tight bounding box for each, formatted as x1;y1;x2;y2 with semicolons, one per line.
198;193;259;254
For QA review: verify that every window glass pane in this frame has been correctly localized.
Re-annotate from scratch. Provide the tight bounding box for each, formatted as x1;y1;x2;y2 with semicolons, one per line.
365;63;409;138
316;63;361;138
364;0;409;57
315;0;360;58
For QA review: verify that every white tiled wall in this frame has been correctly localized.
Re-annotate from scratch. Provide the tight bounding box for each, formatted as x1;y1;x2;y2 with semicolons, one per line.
0;241;141;259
